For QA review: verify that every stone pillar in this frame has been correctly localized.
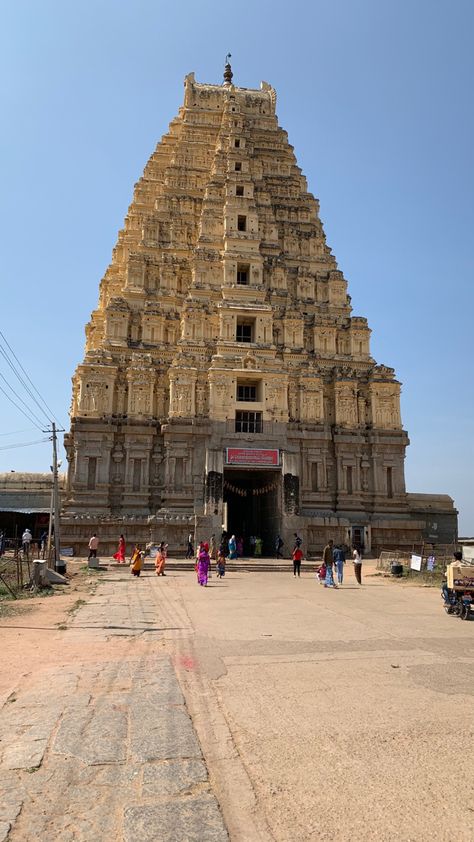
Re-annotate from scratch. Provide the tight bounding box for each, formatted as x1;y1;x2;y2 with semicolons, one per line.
282;451;300;515
204;450;224;517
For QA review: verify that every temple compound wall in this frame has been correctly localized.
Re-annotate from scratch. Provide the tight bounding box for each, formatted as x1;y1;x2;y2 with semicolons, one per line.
62;67;457;557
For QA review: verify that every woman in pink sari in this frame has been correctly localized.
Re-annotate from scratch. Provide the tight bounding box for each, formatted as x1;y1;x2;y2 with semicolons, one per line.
113;534;126;563
197;542;210;586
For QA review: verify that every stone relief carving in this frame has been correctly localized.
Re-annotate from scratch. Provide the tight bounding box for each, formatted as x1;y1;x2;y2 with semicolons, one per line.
336;385;358;427
374;393;400;428
80;381;109;413
130;385;151;416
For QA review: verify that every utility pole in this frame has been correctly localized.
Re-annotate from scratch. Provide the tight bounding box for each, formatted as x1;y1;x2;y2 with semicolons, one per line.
46;474;54;562
52;422;65;574
50;422;65;575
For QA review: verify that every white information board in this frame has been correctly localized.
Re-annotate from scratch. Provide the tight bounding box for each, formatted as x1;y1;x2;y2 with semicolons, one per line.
410;554;422;572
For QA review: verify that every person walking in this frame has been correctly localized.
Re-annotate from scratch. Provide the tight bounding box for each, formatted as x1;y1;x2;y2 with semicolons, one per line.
352;546;363;585
155;541;168;576
113;534;126;563
228;534;237;560
22;528;32;559
130;545;143;577
323;539;337;588
88;533;99;560
275;534;284;559
185;532;194;559
220;530;229;557
254;536;263;557
333;544;346;585
197;542;210;586
292;544;304;577
216;549;226;578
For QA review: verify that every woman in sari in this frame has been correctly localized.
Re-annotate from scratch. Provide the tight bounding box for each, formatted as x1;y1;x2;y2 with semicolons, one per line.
113;534;126;563
130;545;143;577
197;542;210;586
228;534;237;560
155;541;168;576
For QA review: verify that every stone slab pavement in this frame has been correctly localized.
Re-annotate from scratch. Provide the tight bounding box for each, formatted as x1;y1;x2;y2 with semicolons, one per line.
0;577;228;842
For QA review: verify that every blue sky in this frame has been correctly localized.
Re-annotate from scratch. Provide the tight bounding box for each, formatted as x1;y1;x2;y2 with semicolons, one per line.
0;0;472;533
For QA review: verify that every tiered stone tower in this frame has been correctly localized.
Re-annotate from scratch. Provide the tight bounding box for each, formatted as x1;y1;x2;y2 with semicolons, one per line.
63;65;457;555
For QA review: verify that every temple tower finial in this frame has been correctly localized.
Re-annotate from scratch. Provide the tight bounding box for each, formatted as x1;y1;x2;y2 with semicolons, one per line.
223;53;233;85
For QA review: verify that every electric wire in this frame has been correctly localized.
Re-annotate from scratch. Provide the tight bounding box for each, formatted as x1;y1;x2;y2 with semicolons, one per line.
0;378;45;429
0;437;50;452
0;369;46;427
0;343;51;426
0;331;63;427
0;428;37;437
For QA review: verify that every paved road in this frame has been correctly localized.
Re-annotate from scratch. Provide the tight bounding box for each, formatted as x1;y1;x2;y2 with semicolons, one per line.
1;565;473;841
0;578;228;842
157;565;474;842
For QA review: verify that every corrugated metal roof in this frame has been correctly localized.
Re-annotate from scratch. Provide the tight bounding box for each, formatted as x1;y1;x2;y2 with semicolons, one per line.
0;492;51;513
0;507;49;514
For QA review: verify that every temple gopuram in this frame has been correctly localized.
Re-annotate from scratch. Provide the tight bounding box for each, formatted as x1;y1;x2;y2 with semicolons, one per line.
63;63;457;556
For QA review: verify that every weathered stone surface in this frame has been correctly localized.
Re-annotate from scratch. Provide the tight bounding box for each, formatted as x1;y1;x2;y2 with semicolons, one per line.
2;738;48;770
0;822;11;842
123;795;229;842
0;586;229;842
130;705;201;762
53;702;128;765
142;758;208;796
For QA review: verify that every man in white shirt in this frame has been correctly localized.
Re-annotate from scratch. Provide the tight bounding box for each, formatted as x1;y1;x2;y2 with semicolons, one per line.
22;528;32;559
352;546;363;585
88;534;99;559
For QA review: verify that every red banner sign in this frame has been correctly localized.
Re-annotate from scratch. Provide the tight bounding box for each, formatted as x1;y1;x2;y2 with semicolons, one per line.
226;448;280;466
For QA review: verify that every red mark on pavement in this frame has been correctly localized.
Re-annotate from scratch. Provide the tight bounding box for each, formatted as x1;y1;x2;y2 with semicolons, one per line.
176;655;195;671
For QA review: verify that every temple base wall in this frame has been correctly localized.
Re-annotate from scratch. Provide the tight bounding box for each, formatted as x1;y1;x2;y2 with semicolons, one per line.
60;498;457;559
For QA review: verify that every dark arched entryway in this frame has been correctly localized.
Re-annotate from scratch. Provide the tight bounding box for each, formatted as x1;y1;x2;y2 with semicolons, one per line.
223;468;281;556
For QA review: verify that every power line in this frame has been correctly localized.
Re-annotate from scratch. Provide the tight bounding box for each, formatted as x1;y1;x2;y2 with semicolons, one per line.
0;331;63;426
0;428;37;437
0;343;51;426
0;332;63;427
0;437;50;452
0;379;45;430
0;370;46;427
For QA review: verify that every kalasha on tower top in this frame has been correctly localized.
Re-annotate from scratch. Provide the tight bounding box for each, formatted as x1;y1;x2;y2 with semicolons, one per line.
63;63;457;555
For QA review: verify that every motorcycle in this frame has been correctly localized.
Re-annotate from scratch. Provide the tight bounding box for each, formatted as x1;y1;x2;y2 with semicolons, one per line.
442;583;473;621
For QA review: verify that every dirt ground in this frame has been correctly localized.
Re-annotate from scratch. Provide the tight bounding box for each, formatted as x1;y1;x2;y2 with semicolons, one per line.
0;562;108;704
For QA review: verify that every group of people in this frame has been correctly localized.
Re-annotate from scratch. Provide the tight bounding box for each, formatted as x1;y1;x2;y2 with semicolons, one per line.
130;540;168;578
194;540;227;586
17;528;49;560
88;533;169;579
319;540;363;588
187;532;265;559
92;531;363;587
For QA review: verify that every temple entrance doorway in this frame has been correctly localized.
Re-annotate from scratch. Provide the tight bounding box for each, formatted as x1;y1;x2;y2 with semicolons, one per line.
223;468;281;556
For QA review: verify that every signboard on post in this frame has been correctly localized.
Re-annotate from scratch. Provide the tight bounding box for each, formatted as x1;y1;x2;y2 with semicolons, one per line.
225;448;280;467
410;554;422;572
